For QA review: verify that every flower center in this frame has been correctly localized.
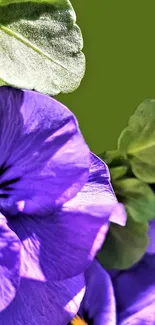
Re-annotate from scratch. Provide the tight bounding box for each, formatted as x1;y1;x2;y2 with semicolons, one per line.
70;315;88;325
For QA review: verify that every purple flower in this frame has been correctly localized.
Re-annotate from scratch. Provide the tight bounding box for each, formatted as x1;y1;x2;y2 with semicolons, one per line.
68;260;116;325
0;86;124;325
69;221;155;325
70;254;155;325
112;253;155;324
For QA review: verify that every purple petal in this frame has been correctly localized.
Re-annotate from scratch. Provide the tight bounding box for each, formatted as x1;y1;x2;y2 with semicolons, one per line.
0;213;20;312
0;273;85;325
89;154;127;226
109;203;127;226
87;153;117;208
79;260;116;325
11;204;110;282
10;154;119;281
108;269;121;279
146;219;155;254
0;86;90;214
112;254;155;324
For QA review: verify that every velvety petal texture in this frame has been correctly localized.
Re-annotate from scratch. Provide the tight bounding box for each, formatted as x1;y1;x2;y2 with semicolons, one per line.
79;260;116;325
0;86;125;324
0;273;85;325
0;86;90;215
9;153;123;282
112;253;155;325
0;213;20;312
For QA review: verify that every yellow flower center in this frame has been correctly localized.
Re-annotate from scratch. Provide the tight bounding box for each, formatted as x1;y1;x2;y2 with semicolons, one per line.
70;315;88;325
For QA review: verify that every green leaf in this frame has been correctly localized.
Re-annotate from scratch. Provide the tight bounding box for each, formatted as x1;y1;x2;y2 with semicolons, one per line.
114;178;155;222
0;0;62;5
97;217;148;270
118;99;155;183
99;150;126;167
110;165;128;181
0;1;85;95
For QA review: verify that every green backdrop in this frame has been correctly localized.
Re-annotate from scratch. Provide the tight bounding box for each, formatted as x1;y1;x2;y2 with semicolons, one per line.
56;1;155;154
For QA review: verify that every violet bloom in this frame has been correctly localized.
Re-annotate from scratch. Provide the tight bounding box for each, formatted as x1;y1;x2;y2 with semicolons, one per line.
112;253;155;324
68;260;116;325
70;254;155;325
0;86;124;325
69;221;155;325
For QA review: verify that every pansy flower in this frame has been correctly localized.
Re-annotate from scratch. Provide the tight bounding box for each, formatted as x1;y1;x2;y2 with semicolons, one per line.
69;241;155;325
72;253;155;325
112;252;155;324
68;260;116;325
69;219;155;325
0;86;125;325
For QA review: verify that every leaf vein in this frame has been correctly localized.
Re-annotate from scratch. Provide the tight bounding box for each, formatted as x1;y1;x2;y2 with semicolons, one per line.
0;24;69;72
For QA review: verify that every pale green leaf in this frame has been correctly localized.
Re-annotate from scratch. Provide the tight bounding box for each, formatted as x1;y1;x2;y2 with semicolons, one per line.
0;0;65;5
118;100;155;182
0;1;85;95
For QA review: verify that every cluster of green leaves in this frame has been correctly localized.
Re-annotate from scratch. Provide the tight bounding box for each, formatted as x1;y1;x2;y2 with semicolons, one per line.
98;99;155;270
0;0;85;95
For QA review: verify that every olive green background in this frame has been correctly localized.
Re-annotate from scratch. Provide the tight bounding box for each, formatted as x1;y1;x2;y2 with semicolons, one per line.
56;1;155;154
